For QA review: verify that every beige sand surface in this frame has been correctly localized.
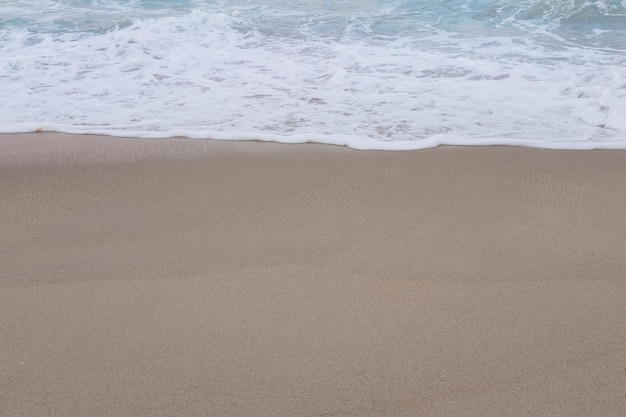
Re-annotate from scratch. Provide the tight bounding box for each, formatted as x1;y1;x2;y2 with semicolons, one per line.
1;133;625;417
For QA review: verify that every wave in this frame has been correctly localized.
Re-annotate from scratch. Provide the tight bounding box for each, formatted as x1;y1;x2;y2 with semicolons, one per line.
1;1;625;149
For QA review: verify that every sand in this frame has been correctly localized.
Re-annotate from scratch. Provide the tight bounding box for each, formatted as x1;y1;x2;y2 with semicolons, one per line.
1;133;625;417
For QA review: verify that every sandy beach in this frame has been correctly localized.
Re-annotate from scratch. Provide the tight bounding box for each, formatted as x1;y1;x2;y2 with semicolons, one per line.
1;133;625;417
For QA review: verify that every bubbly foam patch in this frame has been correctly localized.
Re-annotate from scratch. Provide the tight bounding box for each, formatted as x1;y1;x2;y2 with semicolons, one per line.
1;0;625;150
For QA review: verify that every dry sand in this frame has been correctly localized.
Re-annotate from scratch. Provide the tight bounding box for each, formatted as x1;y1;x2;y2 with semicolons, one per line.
1;133;625;417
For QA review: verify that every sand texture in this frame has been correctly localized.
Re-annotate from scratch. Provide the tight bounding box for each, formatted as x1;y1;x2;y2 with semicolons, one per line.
1;133;626;417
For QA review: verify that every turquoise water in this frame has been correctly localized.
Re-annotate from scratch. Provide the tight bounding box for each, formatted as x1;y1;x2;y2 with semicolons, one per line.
1;0;626;149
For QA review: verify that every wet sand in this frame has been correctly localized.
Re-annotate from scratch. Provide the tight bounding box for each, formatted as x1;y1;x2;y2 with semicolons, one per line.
1;133;625;417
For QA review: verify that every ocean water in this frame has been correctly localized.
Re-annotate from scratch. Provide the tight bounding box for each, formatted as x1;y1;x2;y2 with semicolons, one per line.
1;0;626;150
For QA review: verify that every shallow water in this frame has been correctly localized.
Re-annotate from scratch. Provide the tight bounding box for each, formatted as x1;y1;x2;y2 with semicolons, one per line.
1;0;626;149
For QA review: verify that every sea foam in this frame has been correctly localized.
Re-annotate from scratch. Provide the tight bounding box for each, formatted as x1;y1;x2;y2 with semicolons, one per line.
1;0;626;150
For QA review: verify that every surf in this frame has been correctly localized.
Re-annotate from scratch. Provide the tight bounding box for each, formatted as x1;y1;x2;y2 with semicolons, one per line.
1;0;625;149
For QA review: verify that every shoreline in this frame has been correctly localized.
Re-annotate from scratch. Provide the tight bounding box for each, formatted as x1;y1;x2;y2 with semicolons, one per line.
2;133;625;416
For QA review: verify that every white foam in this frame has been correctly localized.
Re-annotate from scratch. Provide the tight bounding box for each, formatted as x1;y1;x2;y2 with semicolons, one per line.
1;3;626;150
